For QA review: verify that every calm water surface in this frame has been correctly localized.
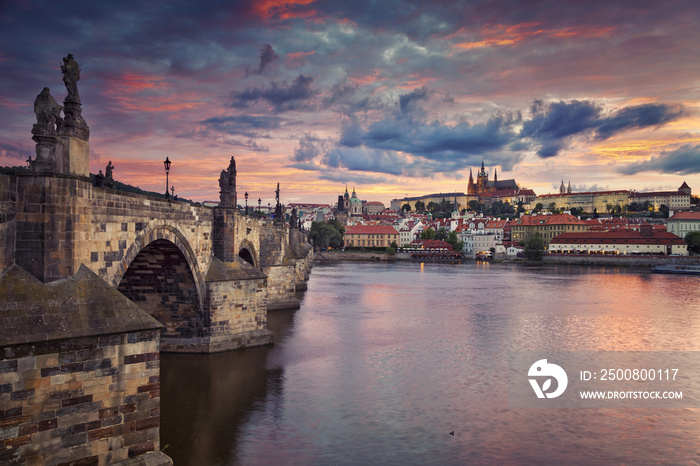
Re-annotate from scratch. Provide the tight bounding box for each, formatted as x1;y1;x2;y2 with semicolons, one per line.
161;262;700;465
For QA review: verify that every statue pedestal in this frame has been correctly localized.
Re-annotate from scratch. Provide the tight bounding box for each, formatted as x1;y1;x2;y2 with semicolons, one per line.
30;134;58;173
58;136;89;177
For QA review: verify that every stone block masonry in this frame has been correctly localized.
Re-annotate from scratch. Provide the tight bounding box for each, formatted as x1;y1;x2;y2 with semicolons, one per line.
0;174;16;272
0;166;312;356
0;265;172;465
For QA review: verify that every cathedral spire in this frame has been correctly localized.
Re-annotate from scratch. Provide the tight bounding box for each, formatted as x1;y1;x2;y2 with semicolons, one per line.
494;168;498;182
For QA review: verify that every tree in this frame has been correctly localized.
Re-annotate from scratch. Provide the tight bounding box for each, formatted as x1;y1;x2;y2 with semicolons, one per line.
517;200;525;214
523;231;545;261
435;229;448;241
685;231;700;254
401;203;411;212
446;230;463;252
548;202;558;214
309;220;344;250
421;227;436;239
659;204;670;218
468;200;481;212
533;203;543;213
415;200;425;213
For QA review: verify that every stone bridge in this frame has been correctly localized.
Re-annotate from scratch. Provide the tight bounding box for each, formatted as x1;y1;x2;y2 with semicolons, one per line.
0;169;313;353
0;55;314;465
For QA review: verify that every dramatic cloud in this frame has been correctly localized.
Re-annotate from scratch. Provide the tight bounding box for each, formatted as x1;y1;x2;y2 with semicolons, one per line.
595;104;687;140
1;0;699;203
399;86;430;114
230;75;317;112
246;44;279;76
618;144;700;175
340;113;519;162
521;100;686;158
293;133;331;162
201;115;284;138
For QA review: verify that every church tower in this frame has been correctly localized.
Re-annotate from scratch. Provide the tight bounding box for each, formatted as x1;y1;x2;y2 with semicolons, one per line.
476;159;489;194
560;180;566;194
567;180;572;194
467;168;475;195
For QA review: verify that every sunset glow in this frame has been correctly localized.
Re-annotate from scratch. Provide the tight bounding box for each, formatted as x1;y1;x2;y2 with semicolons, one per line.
1;1;699;205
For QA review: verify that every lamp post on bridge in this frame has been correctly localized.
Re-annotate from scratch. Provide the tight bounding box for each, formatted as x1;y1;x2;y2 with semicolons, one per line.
244;191;248;215
163;157;171;200
258;198;261;217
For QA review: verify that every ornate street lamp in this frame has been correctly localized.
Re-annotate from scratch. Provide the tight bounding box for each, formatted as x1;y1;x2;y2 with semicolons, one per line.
244;191;249;215
258;198;261;213
26;156;32;169
163;157;171;199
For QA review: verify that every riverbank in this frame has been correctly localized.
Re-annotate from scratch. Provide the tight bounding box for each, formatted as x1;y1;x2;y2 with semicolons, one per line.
314;250;403;262
540;254;700;267
315;250;700;268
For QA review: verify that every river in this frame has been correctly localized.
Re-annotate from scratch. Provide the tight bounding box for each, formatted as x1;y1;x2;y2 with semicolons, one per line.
161;261;700;465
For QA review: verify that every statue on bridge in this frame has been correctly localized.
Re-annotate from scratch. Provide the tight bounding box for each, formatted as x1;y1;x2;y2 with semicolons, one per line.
274;183;284;223
104;161;115;188
58;54;89;141
61;54;81;104
32;87;63;136
219;156;237;207
290;208;298;229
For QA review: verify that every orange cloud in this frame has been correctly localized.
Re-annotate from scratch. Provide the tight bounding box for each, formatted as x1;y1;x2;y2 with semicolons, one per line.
103;73;205;113
252;0;316;20
449;22;615;51
285;50;315;67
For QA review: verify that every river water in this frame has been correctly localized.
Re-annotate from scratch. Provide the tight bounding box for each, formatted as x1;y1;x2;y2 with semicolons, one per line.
161;261;700;465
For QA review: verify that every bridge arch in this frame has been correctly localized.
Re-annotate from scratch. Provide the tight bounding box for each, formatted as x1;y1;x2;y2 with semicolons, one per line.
238;239;258;268
114;223;207;339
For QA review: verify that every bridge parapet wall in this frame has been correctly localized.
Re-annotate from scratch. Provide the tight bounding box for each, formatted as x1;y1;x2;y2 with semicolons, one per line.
13;174;93;283
87;187;213;290
0;173;17;272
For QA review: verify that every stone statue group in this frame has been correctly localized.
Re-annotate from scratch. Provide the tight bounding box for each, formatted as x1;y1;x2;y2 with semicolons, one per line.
30;54;90;173
33;54;83;137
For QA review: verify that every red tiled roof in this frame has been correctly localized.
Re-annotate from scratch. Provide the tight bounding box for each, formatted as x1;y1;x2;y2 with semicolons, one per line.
538;190;630;198
668;211;700;220
514;213;587;226
632;191;686;198
410;239;454;250
550;230;685;245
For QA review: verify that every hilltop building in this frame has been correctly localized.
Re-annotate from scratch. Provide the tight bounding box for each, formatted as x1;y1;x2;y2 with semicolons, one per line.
467;160;519;195
537;190;631;214
337;186;363;216
629;182;692;211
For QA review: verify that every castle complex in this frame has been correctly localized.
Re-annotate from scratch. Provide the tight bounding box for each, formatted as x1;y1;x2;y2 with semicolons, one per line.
467;160;519;195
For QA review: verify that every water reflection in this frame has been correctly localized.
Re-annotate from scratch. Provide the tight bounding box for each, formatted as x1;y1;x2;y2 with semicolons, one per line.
162;262;700;465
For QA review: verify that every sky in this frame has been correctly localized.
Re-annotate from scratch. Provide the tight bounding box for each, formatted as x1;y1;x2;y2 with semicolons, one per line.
1;0;699;207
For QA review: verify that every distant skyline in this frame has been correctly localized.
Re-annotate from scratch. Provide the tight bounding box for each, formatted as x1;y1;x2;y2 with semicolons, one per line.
1;0;699;206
